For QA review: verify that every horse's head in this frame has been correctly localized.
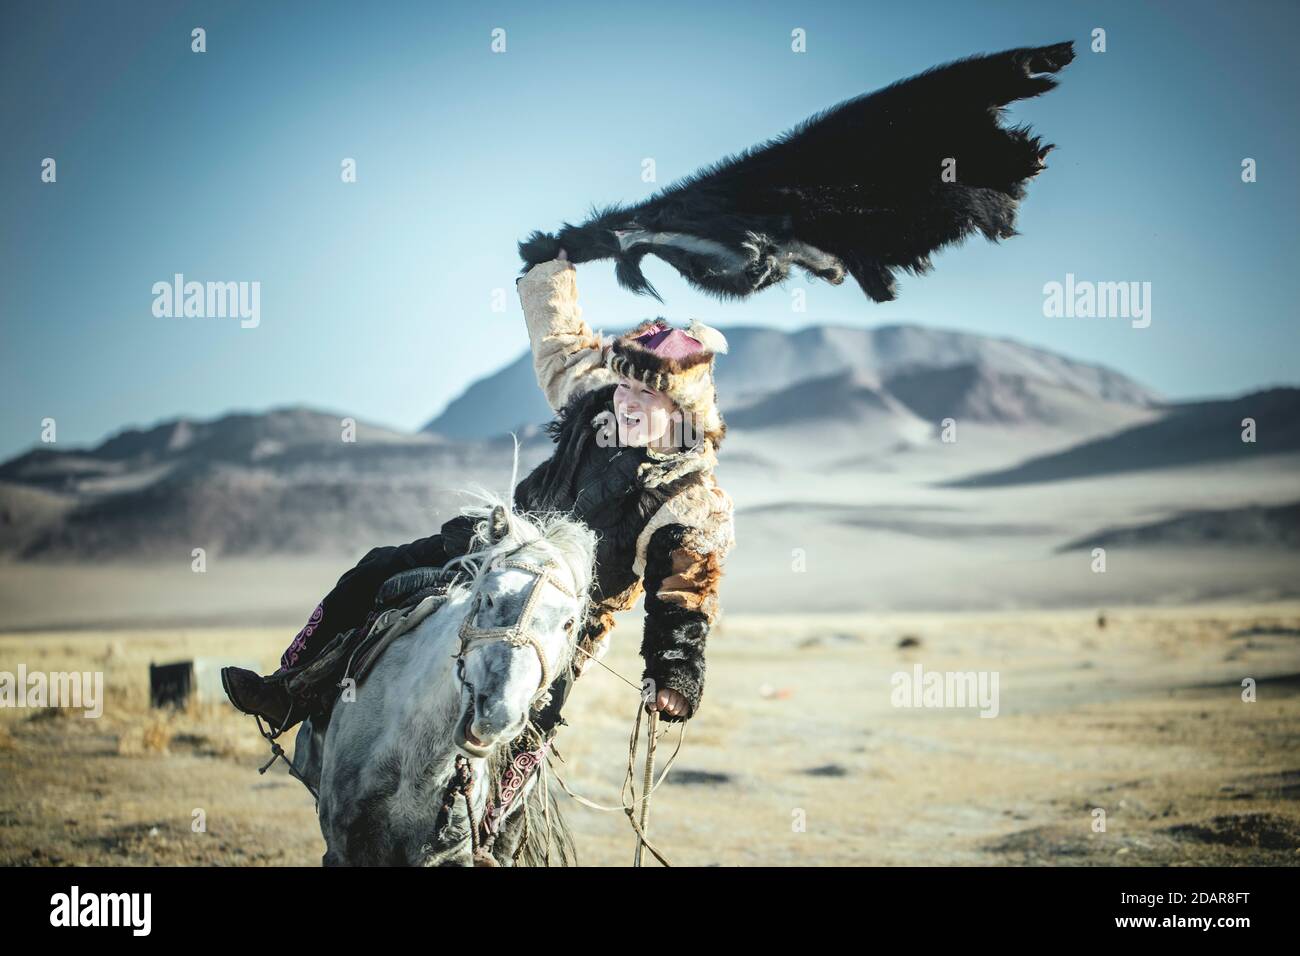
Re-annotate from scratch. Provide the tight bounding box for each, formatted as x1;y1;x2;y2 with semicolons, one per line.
451;503;595;759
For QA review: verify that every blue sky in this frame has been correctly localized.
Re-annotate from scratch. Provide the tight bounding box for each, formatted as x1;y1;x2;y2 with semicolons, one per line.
2;0;1297;460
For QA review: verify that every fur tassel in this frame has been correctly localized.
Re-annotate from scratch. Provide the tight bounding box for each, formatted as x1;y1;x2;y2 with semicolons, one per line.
687;320;728;355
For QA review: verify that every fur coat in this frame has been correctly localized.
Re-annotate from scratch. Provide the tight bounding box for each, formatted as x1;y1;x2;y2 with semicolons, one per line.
514;260;735;720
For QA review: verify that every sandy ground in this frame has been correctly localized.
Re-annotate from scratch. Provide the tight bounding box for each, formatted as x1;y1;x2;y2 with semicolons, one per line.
2;603;1298;867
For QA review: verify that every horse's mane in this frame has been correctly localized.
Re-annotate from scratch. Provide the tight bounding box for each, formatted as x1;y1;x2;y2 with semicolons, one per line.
444;440;597;620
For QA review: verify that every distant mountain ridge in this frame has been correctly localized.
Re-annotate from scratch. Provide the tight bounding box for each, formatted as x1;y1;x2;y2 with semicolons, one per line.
949;388;1300;487
0;406;432;494
422;322;1160;439
1;323;1250;565
1060;501;1300;552
0;408;530;561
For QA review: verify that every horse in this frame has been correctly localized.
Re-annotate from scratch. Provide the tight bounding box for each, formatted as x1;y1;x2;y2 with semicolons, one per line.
290;494;596;866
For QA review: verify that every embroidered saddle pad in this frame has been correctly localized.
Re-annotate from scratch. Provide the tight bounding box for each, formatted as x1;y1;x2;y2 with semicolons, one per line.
283;566;465;712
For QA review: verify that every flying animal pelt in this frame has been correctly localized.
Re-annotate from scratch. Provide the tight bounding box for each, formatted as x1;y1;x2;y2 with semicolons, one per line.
519;41;1074;303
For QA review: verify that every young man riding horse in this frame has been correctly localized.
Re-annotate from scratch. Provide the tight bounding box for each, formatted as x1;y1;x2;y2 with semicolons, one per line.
223;253;734;784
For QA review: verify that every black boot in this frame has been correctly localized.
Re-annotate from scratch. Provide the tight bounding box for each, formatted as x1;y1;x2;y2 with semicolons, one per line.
221;667;296;732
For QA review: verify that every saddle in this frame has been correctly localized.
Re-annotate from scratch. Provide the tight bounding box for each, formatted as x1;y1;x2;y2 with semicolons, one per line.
284;565;466;720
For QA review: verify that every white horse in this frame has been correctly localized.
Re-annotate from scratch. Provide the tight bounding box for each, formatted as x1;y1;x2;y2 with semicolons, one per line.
292;496;595;866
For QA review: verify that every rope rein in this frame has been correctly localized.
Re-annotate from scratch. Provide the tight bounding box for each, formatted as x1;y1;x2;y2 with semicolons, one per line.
633;708;658;867
540;694;684;867
570;639;682;864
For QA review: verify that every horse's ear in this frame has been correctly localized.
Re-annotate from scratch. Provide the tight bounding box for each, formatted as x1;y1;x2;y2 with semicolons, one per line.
488;504;510;543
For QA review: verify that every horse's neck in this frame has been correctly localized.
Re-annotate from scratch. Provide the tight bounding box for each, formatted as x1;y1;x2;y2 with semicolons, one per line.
396;594;471;735
355;588;543;862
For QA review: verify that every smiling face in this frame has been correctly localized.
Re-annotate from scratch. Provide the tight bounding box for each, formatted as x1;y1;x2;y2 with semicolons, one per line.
613;375;680;448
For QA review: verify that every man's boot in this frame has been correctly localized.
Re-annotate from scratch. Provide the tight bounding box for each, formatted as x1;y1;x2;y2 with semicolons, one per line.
222;621;365;735
221;667;296;732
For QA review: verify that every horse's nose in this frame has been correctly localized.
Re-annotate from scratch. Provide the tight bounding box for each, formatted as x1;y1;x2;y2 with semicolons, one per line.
473;694;515;739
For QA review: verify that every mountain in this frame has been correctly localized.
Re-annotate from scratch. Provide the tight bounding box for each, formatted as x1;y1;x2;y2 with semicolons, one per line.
420;354;554;440
727;370;918;429
0;406;432;496
948;388;1300;487
0;324;1168;563
3;325;1296;620
883;362;1154;429
715;348;1158;468
716;324;1158;408
422;323;1160;439
1060;501;1300;552
0;408;545;561
720;370;934;462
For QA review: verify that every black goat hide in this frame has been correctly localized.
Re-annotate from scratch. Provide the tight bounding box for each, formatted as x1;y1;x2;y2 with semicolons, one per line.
518;41;1074;303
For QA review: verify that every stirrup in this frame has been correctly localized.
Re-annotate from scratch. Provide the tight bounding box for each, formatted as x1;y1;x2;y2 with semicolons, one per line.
253;705;319;801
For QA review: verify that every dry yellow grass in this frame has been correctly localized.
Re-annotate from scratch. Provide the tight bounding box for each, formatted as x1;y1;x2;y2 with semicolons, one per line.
1;605;1298;866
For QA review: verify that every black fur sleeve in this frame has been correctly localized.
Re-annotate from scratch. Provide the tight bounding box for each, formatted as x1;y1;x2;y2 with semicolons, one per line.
639;523;717;722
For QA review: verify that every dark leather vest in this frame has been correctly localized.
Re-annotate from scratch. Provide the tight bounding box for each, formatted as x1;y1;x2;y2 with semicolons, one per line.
513;384;658;606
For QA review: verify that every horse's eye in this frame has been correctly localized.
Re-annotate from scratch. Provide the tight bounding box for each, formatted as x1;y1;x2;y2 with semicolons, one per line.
564;617;576;632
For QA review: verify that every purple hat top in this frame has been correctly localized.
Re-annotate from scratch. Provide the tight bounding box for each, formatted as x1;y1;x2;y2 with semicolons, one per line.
630;322;706;360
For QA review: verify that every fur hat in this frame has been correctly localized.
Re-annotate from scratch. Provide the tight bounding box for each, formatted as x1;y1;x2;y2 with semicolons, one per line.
607;318;728;448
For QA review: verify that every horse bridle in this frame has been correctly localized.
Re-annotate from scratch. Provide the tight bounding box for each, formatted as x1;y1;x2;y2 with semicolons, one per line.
456;556;579;710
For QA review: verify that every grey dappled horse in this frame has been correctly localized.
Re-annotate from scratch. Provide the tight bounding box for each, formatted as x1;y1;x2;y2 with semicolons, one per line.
292;497;594;866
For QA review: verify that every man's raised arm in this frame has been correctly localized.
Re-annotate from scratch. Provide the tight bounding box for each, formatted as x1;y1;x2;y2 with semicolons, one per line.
515;256;617;412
